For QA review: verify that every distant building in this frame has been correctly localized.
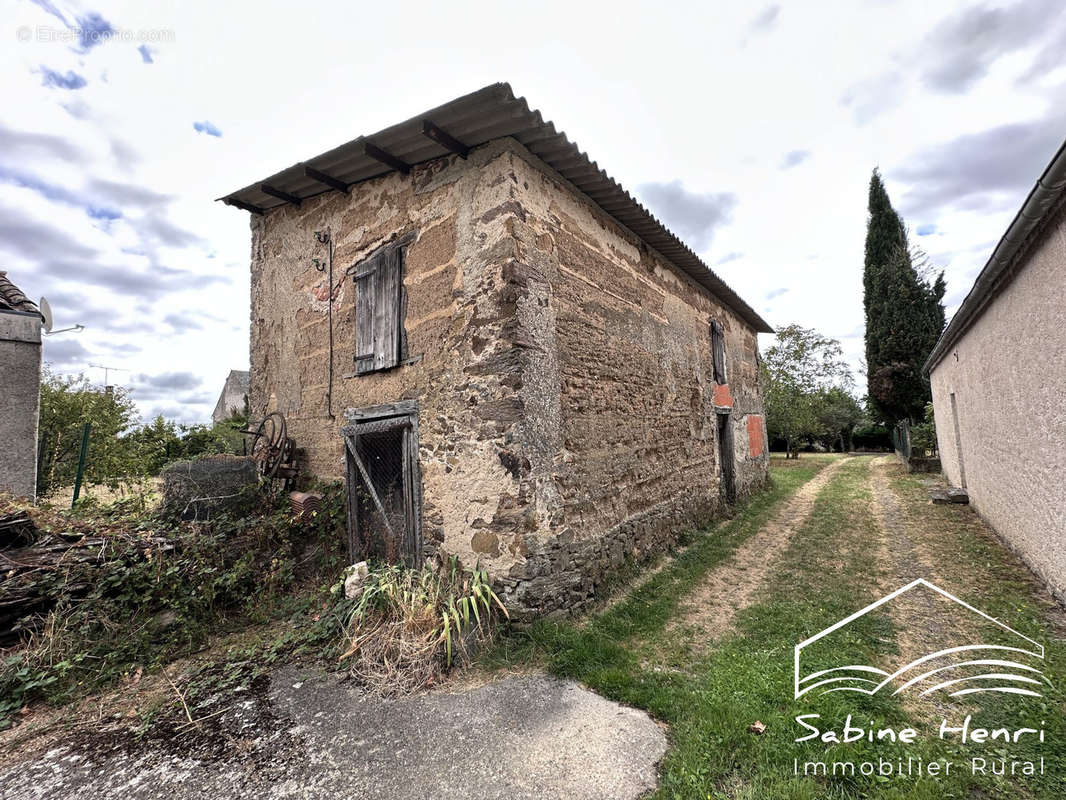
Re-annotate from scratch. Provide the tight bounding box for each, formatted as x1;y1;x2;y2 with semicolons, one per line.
925;138;1066;600
0;272;43;499
211;369;250;423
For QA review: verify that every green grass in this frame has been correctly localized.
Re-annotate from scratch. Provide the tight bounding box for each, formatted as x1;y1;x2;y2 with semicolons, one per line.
488;456;1066;799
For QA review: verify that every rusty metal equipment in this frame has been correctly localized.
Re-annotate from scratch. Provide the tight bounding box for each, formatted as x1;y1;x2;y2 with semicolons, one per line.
246;411;299;488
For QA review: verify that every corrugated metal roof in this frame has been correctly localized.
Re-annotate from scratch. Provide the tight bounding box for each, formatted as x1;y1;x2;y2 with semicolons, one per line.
924;134;1066;373
0;271;40;315
219;83;772;334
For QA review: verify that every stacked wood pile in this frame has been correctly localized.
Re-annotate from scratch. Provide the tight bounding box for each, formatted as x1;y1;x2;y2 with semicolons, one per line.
0;511;35;550
0;505;172;645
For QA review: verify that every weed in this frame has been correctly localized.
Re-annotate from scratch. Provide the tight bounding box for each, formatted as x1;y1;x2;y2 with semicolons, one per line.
336;556;508;695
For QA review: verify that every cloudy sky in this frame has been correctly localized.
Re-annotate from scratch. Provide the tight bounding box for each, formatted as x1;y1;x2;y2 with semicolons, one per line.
4;0;1064;423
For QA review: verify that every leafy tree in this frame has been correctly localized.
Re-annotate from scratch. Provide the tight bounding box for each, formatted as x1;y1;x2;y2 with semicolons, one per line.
37;372;252;498
37;370;144;494
908;402;939;456
762;324;854;458
177;408;250;460
863;170;946;424
816;387;864;452
125;415;183;475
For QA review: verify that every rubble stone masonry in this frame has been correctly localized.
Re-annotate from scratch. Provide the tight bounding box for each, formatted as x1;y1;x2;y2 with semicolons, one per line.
249;138;768;618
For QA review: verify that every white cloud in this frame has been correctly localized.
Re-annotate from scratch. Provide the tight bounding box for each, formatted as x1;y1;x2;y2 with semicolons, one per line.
3;0;1062;421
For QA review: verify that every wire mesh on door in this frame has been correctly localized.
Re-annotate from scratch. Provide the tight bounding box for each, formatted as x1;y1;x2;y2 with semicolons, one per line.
351;428;406;561
342;403;422;565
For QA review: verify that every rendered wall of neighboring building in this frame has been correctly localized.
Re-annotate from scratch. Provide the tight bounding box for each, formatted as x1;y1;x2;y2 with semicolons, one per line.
930;202;1066;599
0;310;42;499
249;138;768;616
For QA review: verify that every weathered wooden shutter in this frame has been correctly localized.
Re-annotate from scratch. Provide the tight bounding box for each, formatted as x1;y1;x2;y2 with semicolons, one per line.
354;245;403;374
711;320;727;384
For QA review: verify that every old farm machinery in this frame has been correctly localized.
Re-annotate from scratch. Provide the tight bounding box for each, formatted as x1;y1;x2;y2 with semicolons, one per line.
245;411;300;489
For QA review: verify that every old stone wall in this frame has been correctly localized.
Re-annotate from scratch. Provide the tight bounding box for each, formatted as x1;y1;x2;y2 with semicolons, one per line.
249;141;540;575
249;137;768;618
473;143;770;617
929;201;1066;601
0;310;41;500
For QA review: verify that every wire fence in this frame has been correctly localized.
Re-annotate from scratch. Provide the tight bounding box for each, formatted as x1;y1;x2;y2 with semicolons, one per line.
892;420;912;462
893;418;941;473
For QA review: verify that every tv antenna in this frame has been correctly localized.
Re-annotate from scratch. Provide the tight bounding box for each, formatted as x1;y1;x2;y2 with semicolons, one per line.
88;363;129;386
39;296;85;336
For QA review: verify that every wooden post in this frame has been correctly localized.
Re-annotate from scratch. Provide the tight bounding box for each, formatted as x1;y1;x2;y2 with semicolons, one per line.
71;423;91;508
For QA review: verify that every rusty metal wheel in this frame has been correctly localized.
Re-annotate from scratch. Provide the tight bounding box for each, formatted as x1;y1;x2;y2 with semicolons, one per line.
250;411;287;479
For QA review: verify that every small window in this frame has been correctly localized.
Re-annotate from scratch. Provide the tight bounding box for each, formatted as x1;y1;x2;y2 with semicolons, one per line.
353;241;407;374
710;319;727;384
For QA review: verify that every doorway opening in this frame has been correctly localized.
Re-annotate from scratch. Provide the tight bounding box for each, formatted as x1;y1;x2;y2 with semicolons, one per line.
342;401;422;565
949;392;967;488
717;411;736;504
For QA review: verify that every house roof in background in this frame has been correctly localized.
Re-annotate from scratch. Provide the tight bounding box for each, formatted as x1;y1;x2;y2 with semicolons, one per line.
0;271;40;316
226;369;250;392
212;369;250;422
219;83;773;334
925;135;1066;373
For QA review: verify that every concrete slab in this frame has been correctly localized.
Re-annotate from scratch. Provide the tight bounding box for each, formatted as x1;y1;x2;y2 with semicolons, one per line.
0;668;667;800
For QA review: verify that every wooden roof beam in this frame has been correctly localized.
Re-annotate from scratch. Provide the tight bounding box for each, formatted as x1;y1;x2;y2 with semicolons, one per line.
363;141;411;174
304;165;350;193
421;120;470;158
260;184;302;206
223;197;264;215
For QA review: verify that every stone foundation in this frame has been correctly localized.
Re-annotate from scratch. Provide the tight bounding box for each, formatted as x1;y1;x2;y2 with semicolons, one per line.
497;476;770;621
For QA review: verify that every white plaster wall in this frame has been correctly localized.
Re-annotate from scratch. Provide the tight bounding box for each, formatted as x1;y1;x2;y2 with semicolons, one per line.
930;205;1066;598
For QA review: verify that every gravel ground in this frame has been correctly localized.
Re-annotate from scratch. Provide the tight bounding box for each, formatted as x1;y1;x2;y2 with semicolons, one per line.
0;667;667;800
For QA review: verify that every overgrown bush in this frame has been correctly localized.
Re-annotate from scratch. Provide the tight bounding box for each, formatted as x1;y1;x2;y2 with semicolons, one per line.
37;369;253;498
37;370;144;495
334;558;508;696
852;422;892;450
0;483;347;727
908;402;938;456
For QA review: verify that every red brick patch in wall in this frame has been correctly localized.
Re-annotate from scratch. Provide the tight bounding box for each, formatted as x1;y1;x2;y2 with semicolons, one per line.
747;414;764;458
713;383;733;409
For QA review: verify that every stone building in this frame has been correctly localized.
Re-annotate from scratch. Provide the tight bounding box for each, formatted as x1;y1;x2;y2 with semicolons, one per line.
926;136;1066;601
211;369;250;423
0;272;43;500
221;84;771;616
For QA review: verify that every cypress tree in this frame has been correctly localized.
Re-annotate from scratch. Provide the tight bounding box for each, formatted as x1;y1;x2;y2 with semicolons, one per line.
863;170;946;424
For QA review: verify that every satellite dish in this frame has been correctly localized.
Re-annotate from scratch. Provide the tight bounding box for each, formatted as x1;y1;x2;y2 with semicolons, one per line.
39;296;53;334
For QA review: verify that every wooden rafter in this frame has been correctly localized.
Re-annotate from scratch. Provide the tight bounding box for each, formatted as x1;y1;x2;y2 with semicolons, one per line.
363;142;410;174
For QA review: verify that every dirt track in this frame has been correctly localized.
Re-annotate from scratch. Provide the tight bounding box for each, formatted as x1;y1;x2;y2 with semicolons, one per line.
676;457;847;642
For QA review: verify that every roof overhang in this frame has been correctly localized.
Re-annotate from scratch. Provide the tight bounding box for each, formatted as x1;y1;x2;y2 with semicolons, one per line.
924;135;1066;374
219;82;773;334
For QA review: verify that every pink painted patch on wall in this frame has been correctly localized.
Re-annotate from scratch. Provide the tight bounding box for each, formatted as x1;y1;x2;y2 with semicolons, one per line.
747;415;764;458
712;383;733;409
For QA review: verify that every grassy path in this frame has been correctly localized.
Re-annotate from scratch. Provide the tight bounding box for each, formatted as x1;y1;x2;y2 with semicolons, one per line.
490;455;1066;799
